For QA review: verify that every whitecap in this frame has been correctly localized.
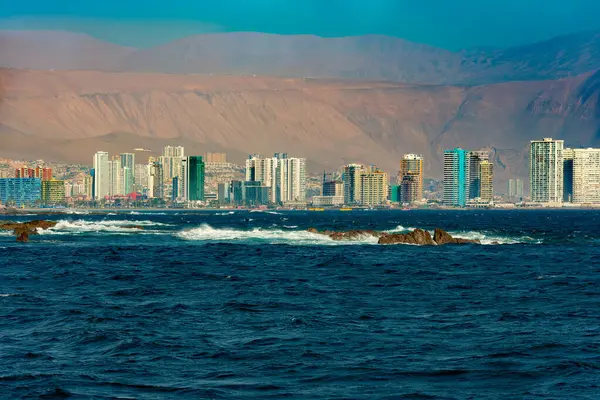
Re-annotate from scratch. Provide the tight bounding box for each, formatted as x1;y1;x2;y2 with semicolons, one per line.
176;224;378;246
36;219;170;235
385;225;417;233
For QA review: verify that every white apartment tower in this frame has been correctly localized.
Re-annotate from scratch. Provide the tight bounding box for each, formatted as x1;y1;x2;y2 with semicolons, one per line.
93;151;109;199
530;138;564;205
245;154;306;204
108;157;123;197
571;148;600;203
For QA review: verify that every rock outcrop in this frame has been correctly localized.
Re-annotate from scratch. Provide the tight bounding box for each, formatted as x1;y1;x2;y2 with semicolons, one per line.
378;229;437;245
0;220;58;242
308;227;480;245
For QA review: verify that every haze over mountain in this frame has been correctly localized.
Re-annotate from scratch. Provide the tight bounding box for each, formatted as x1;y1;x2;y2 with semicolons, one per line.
1;30;600;84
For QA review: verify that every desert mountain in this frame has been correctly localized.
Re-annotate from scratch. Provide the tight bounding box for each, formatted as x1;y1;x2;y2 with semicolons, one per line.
1;68;598;186
1;30;600;84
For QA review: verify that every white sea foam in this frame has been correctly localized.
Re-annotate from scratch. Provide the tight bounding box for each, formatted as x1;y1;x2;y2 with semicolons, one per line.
176;224;379;245
385;225;417;233
215;211;236;216
37;219;170;235
249;210;283;215
0;231;13;237
64;209;90;215
445;230;540;245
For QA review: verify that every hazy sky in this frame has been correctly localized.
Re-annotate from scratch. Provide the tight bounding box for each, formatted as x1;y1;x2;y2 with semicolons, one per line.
2;0;600;50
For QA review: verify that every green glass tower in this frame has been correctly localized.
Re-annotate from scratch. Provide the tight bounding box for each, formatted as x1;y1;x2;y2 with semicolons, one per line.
188;156;205;201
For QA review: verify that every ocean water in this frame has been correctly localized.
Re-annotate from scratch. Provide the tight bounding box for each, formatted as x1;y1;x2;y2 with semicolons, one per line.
1;209;599;399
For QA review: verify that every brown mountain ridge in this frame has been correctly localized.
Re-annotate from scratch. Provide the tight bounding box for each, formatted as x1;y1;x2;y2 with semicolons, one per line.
1;68;599;184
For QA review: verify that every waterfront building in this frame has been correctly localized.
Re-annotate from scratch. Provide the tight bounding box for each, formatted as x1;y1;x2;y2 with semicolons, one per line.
15;166;52;181
399;154;424;203
360;167;389;206
147;161;164;199
134;164;149;194
230;180;243;205
120;153;135;194
469;151;490;199
322;176;344;197
389;185;401;203
530;138;564;205
443;148;471;207
93;151;109;199
187;156;205;202
343;164;365;205
41;180;66;204
312;195;345;207
217;183;227;204
108;157;122;197
0;178;41;207
242;181;270;206
507;179;524;202
161;146;185;182
479;160;494;203
277;156;307;202
400;175;420;204
571;148;600;203
246;153;306;204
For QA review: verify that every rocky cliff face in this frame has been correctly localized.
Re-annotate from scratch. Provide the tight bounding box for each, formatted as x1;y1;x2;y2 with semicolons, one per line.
1;69;599;183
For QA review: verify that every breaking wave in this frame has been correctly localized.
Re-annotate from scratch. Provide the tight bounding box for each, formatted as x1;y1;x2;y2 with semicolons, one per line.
176;224;379;245
37;219;170;235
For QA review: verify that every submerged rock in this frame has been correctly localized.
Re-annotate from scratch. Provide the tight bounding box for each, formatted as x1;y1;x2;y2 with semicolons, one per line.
16;231;29;242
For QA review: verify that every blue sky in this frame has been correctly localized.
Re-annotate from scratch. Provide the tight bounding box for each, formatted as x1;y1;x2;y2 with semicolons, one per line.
1;0;600;50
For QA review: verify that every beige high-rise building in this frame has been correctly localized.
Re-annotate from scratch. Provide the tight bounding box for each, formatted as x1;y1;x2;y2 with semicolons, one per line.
108;157;123;196
161;146;185;182
399;154;423;203
360;167;389;206
245;154;306;203
479;160;494;203
530;138;564;205
93;151;109;199
571;148;600;203
343;164;365;204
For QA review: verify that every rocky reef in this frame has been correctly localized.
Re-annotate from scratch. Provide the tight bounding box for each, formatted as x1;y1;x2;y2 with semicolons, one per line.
0;220;58;242
308;227;480;245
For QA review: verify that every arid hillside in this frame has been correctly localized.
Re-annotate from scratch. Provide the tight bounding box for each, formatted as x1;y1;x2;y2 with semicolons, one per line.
1;68;599;182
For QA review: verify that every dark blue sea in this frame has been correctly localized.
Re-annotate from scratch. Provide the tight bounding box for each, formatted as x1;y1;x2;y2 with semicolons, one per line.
1;209;599;399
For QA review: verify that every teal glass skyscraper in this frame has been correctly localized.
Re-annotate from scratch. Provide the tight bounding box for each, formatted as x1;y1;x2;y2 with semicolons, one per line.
443;148;471;206
187;156;205;201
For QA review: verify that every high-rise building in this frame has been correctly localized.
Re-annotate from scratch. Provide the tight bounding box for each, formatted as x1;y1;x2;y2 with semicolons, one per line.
230;181;243;205
93;151;109;199
245;154;306;204
277;157;306;202
16;166;52;181
443;148;471;207
343;164;365;205
134;164;149;194
120;153;135;194
530;138;564;204
469;150;490;199
571;148;600;203
108;157;122;197
563;148;574;202
147;161;164;199
400;175;420;204
399;154;424;203
479;160;494;203
360;167;389;206
323;180;344;197
41;180;66;204
187;156;205;202
0;178;41;207
507;178;524;202
161;146;185;182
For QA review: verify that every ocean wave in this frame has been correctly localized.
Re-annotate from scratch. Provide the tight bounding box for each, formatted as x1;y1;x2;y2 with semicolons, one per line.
385;225;417;233
0;231;13;237
215;211;236;216
37;219;170;235
176;224;379;245
446;230;541;245
249;210;283;215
